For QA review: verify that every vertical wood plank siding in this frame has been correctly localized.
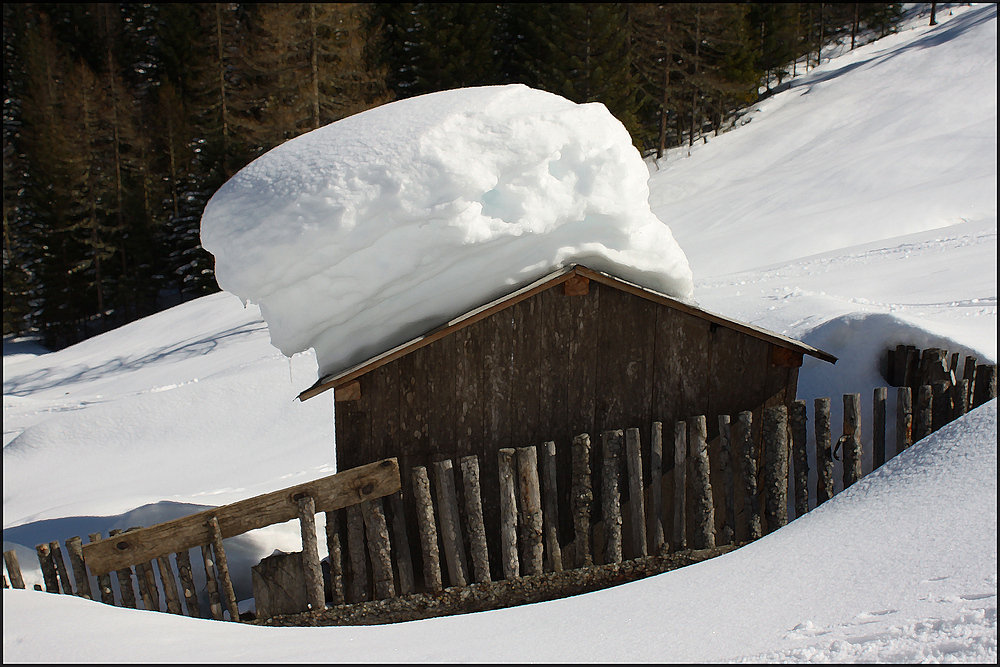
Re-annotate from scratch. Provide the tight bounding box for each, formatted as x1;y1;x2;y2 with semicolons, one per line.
335;280;798;589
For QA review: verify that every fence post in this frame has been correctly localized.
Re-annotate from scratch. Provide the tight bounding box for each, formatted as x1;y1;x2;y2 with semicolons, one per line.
915;385;933;441
896;387;913;454
649;422;665;554
688;416;715;549
200;544;224;620
973;364;997;408
841;394;862;488
718;415;736;544
459;456;492;583
324;509;346;605
65;536;93;600
735;411;759;540
35;543;59;593
815;398;834;504
538;442;563;573
296;494;328;609
571;434;593;568
601;430;624;565
432;460;469;588
873;388;887;469
387;492;415;595
86;533;116;606
345;504;369;602
360;497;395;599
516;447;544;576
207;516;241;621
625;428;648;558
411;466;442;592
673;421;688;549
49;540;73;596
174;549;200;617
932;380;952;432
762;406;789;534
3;550;25;589
155;555;183;615
498;448;520;579
789;401;809;518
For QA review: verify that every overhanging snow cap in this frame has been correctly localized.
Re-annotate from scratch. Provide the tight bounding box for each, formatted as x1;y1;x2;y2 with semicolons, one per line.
297;264;837;401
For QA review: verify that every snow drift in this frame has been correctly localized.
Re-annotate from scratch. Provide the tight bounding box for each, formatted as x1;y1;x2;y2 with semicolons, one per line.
201;84;694;376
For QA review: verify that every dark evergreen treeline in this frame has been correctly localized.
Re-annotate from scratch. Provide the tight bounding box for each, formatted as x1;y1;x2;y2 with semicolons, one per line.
3;3;903;348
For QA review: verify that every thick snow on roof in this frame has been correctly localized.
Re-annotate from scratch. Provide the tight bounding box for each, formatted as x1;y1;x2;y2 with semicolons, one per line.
201;84;694;376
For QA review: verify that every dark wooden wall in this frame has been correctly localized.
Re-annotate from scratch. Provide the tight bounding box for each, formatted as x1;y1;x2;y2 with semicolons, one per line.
335;280;798;583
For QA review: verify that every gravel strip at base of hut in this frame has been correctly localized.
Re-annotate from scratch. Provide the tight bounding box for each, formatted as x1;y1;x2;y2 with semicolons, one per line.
255;544;740;627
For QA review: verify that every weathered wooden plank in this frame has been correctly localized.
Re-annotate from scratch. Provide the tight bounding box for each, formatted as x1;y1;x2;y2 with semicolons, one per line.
498;448;520;579
83;459;400;575
459;456;492;583
649;422;665;554
208;517;240;621
411;466;442;592
538;442;563;573
688;417;715;549
896;387;913;455
841;394;862;488
672;421;688;550
360;497;395;600
601;430;624;565
873;388;887;469
625;428;648;558
65;536;93;599
433;459;468;588
297;495;327;610
761;406;789;534
108;530;137;609
516;447;545;576
87;533;116;605
570;434;594;568
4;550;25;589
35;543;60;594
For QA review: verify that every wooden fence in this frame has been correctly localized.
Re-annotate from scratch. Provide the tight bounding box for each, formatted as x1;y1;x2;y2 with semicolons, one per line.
4;348;995;624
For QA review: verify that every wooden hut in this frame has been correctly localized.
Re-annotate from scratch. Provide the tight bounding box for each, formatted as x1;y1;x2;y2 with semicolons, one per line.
298;264;836;581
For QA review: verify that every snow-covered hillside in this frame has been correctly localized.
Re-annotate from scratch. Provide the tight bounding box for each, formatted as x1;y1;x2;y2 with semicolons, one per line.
3;3;996;663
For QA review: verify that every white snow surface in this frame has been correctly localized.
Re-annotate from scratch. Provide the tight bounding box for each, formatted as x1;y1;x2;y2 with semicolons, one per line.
201;83;694;377
4;3;997;663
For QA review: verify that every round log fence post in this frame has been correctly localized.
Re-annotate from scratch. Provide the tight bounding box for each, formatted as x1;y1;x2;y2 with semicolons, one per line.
896;387;913;455
174;549;201;617
108;529;137;609
538;442;564;573
387;491;415;595
498;448;520;579
35;543;60;594
207;516;241;622
87;533;116;606
200;544;224;620
516;447;544;576
48;540;73;596
412;466;443;592
601;430;624;565
571;433;593;568
296;494;328;610
841;394;862;489
649;422;665;554
788;401;809;519
64;536;93;600
761;406;789;534
873;388;887;469
717;415;736;544
360;497;396;599
459;455;492;583
952;379;969;420
3;550;25;589
432;460;469;588
915;384;933;441
814;398;834;504
155;555;183;615
932;380;952;432
962;356;978;405
688;416;715;549
734;411;759;541
973;364;997;408
625;428;648;558
345;503;369;602
324;509;345;605
672;421;688;550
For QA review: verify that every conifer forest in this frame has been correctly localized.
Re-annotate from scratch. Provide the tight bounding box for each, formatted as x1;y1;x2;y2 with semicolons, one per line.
2;3;904;348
